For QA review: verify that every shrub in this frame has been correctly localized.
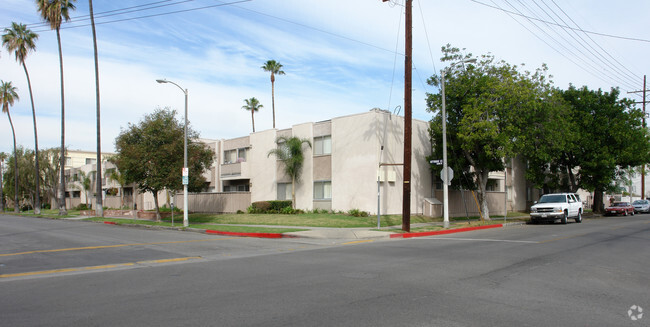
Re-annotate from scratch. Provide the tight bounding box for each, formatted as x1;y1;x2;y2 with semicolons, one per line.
75;203;90;210
251;201;272;212
236;210;244;214
348;208;369;217
280;206;295;214
250;200;292;214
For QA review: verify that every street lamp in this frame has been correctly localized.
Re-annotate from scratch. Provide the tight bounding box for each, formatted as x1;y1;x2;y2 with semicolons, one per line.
441;58;476;228
156;79;189;228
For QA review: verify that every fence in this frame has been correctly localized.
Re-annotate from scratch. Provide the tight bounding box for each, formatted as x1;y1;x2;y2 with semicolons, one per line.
173;192;251;213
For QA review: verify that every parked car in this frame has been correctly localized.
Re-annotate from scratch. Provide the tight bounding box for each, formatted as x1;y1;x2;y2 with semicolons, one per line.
632;199;650;213
605;202;635;216
530;193;583;224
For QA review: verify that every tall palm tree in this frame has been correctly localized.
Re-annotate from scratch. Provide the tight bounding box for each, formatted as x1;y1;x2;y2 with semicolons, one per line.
242;97;263;133
267;136;311;209
36;0;77;215
0;80;20;213
261;60;285;129
3;22;41;214
0;152;7;212
88;0;103;217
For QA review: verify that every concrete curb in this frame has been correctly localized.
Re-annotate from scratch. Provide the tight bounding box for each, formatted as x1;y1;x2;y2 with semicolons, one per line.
205;229;297;239
390;223;508;239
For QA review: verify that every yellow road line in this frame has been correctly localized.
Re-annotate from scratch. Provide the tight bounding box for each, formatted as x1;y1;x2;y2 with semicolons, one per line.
0;257;202;278
342;240;374;245
0;238;237;258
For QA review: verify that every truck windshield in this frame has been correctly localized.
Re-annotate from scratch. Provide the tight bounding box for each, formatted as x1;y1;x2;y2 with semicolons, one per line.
538;195;566;203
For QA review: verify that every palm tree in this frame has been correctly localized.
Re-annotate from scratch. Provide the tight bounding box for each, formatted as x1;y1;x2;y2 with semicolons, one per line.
0;80;20;213
36;0;77;215
267;136;311;209
3;22;41;214
242;97;263;133
88;0;103;217
73;170;92;208
261;60;285;129
0;152;7;211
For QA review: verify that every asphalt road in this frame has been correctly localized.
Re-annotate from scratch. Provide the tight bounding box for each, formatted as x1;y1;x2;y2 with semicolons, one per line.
1;214;649;326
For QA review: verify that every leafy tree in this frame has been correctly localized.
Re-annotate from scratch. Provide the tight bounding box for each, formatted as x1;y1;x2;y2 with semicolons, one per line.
426;45;552;219
2;147;37;211
3;22;41;214
1;80;20;212
36;0;76;215
261;59;285;129
40;147;62;207
113;108;215;221
242;97;263;133
558;86;650;212
267;136;311;209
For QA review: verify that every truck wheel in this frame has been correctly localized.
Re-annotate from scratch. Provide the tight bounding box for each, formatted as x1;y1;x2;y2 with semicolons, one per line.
575;211;582;223
561;212;568;224
631;210;635;216
624;210;628;216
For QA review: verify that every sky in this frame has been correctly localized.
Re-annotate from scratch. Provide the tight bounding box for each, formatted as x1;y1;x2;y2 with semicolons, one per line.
1;0;649;156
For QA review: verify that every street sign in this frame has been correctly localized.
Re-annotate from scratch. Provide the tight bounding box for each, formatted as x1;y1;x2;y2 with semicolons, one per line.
429;159;443;165
182;168;188;176
440;167;454;185
182;176;189;185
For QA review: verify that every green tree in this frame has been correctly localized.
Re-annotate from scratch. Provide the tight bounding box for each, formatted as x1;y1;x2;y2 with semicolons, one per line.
73;169;93;208
2;147;38;211
261;60;285;129
112;108;215;221
267;136;311;209
36;0;76;215
558;86;650;212
242;97;263;133
40;147;62;207
1;80;20;212
426;45;551;219
3;22;41;214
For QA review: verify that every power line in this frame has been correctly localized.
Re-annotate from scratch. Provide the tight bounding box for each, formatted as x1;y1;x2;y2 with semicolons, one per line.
469;0;650;43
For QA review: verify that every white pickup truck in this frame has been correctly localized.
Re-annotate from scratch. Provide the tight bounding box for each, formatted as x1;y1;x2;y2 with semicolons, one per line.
530;193;583;224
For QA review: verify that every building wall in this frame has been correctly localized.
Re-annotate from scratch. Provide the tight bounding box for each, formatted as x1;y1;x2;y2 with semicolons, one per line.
250;129;278;203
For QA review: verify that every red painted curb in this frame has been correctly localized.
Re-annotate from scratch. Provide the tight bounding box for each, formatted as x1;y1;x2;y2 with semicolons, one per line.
103;221;117;225
390;224;503;238
205;229;295;239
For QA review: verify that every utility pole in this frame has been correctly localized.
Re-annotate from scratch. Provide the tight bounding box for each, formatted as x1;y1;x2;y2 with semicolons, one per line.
629;75;648;199
381;0;412;232
402;0;412;232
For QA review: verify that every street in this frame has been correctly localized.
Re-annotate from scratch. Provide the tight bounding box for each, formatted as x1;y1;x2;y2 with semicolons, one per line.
1;214;649;326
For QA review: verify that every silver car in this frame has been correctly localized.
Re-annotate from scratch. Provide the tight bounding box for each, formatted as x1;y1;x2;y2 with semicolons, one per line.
632;199;650;213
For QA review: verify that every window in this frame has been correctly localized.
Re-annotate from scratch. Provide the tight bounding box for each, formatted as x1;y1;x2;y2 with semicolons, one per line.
65;156;72;166
224;148;248;164
486;179;500;192
314;135;331;155
314;181;332;200
277;183;292;200
86;158;96;165
223;184;249;192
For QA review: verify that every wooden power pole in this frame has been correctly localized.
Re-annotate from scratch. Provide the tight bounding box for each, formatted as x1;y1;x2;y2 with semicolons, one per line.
401;0;412;232
629;75;649;199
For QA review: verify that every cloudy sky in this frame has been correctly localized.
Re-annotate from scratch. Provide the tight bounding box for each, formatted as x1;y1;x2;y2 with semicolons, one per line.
1;0;649;155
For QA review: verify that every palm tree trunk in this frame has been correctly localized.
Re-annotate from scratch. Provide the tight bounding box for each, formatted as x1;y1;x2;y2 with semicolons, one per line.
251;109;255;132
7;110;19;213
56;27;67;215
0;160;4;212
89;0;103;218
271;80;276;129
291;175;296;209
23;63;41;215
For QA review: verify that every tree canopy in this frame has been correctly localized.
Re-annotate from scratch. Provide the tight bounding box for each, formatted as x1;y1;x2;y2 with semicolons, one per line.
112;108;214;220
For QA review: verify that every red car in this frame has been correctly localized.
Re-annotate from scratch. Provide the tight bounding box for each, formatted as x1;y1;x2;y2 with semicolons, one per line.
605;202;635;216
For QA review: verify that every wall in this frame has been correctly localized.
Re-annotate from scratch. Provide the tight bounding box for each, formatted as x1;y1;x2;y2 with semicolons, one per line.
173;192;251;213
250;129;277;203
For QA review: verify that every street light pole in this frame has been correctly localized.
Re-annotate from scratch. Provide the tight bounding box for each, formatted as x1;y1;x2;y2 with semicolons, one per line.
156;79;189;227
441;58;476;228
